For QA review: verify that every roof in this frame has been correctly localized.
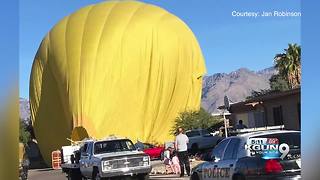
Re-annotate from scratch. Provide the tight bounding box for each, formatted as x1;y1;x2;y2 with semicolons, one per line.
218;88;300;110
98;136;128;142
245;88;300;103
237;129;300;138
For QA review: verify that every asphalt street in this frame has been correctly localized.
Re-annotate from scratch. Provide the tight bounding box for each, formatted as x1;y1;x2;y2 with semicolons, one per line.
28;169;190;180
28;160;190;180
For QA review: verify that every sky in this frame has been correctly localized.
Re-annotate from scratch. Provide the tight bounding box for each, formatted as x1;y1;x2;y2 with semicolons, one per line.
0;0;18;104
19;0;301;99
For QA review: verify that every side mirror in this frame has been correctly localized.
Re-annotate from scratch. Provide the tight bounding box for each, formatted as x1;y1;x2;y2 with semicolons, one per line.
213;156;220;162
203;153;215;161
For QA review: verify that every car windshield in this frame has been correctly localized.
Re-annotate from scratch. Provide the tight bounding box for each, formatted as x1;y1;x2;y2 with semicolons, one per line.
186;130;200;137
143;143;154;149
94;139;136;154
200;129;210;135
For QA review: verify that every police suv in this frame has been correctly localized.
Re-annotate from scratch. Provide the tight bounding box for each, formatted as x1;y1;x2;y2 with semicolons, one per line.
191;130;301;180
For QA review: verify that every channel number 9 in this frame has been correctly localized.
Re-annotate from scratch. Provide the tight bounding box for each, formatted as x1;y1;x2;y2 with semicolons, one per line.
279;143;290;159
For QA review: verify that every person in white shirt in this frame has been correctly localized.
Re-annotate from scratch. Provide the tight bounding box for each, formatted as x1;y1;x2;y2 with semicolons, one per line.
175;127;190;177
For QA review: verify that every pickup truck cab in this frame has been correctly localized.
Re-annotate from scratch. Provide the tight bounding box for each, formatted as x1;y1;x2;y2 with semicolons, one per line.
61;137;152;180
186;129;223;154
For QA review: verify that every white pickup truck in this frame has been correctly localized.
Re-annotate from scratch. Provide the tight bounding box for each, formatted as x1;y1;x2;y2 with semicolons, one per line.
186;129;223;155
60;137;151;180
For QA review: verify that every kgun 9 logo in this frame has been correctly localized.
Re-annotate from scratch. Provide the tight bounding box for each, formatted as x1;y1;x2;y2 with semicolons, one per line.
245;138;289;159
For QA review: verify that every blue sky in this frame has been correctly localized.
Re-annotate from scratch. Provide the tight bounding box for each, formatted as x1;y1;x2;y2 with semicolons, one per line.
19;0;301;99
0;0;18;104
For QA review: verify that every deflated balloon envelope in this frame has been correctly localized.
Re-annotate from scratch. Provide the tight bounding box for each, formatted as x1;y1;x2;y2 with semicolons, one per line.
29;0;206;164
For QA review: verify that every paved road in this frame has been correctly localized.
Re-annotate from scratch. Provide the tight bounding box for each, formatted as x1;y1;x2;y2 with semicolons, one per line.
28;160;190;180
28;169;189;180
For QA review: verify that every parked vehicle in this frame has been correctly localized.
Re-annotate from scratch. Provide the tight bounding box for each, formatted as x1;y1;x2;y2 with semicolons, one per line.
191;130;301;180
142;143;164;160
186;129;223;154
60;136;152;180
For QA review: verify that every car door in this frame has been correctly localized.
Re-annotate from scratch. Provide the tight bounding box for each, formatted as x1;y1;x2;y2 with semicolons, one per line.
143;144;155;158
86;142;94;176
200;129;216;149
218;138;241;180
79;143;90;177
186;130;201;150
200;139;230;180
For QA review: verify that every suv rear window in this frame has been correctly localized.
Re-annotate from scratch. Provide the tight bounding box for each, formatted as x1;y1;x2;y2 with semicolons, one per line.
248;132;300;158
254;132;300;150
186;131;200;137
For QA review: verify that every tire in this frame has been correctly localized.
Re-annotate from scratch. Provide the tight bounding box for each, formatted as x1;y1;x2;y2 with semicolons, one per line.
191;144;199;155
233;174;246;180
191;173;200;180
92;168;104;180
137;173;149;180
67;169;83;180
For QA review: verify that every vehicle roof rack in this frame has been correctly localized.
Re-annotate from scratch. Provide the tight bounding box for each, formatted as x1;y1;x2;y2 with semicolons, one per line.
67;137;95;145
226;125;285;136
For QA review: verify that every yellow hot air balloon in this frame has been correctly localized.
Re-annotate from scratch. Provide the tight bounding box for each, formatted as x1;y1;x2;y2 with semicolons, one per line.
30;0;206;164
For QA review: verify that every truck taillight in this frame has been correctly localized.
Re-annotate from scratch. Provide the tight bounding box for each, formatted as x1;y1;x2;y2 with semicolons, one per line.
265;159;283;173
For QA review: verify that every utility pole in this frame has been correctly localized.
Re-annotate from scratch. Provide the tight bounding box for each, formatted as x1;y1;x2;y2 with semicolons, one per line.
223;95;230;138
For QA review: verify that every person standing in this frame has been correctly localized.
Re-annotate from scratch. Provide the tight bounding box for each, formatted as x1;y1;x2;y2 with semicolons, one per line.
236;120;247;129
174;127;190;177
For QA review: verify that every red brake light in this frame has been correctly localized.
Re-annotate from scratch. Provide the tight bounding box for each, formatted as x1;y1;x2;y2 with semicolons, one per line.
265;159;283;173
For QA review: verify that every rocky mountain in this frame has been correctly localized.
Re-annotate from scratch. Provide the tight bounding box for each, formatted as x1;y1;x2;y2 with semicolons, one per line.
201;67;277;113
19;67;277;120
20;97;31;125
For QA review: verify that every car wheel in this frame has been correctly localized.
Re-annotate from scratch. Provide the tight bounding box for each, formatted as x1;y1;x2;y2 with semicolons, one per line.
137;173;149;180
191;172;200;180
191;144;199;155
233;174;245;180
92;169;104;180
67;169;82;180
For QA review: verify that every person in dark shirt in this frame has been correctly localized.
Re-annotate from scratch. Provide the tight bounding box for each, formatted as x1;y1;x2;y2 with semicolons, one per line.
236;120;247;129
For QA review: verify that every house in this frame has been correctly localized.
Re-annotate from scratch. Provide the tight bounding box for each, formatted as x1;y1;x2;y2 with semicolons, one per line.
218;88;301;130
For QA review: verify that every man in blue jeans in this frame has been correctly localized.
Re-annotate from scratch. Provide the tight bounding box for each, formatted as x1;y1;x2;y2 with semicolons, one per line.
174;127;190;177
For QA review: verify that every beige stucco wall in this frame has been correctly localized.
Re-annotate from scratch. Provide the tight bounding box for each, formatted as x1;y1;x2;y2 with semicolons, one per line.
264;93;300;130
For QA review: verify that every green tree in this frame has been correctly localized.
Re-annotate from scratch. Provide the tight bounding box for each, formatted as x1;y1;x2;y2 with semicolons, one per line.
246;89;272;100
247;44;300;101
19;120;31;145
170;107;221;135
269;74;290;91
274;43;301;89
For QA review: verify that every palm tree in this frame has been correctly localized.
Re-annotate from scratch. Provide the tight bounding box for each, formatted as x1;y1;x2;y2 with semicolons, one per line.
274;44;301;89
